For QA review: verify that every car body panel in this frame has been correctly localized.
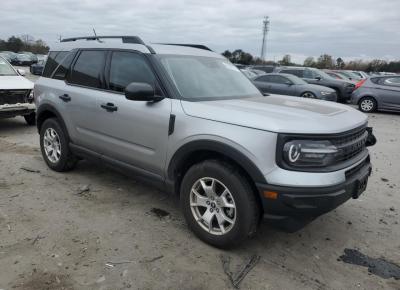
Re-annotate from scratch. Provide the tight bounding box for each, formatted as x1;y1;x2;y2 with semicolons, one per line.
351;76;400;112
180;95;367;134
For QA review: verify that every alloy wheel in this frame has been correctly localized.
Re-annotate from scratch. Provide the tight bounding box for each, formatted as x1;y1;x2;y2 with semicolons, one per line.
190;177;236;235
43;128;61;163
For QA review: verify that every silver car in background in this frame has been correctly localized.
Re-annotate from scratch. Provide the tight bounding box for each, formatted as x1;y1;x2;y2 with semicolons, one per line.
252;73;337;101
351;75;400;112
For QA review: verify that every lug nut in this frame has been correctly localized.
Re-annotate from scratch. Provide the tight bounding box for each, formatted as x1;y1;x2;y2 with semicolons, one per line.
206;200;210;205
210;208;214;213
216;208;219;213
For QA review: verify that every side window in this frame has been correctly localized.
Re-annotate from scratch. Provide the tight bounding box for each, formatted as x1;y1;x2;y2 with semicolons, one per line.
273;75;289;84
68;50;107;88
303;69;314;79
383;77;400;87
52;51;76;80
281;69;304;78
108;51;155;93
256;75;273;82
42;51;64;78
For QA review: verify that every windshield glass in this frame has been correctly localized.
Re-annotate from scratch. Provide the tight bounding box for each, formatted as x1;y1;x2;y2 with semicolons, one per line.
0;57;17;76
286;74;308;85
159;55;261;100
311;68;334;80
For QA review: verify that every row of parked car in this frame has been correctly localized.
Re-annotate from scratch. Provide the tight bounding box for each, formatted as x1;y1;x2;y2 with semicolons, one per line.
238;65;400;113
0;50;47;66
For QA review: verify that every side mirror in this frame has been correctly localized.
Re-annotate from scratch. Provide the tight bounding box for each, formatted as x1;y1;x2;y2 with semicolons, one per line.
17;69;26;76
125;82;164;102
315;76;322;81
285;81;293;86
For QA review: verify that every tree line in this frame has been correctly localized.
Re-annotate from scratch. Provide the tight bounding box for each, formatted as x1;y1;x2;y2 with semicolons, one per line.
222;49;400;73
0;35;49;54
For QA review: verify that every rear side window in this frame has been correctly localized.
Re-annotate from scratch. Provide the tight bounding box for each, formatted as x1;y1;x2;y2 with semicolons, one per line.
68;50;107;88
383;77;400;87
108;51;155;92
42;51;68;78
52;51;76;80
370;77;381;84
281;69;304;78
255;75;273;82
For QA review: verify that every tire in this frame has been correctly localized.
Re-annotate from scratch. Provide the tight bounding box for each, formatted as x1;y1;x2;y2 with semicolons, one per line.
24;112;36;125
180;160;260;248
40;118;77;172
359;97;377;113
301;91;317;99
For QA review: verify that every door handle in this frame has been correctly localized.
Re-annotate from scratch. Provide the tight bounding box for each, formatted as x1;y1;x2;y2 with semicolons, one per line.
100;102;118;112
59;94;71;102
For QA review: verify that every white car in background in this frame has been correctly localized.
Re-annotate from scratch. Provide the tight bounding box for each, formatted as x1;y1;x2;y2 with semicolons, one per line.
0;56;35;125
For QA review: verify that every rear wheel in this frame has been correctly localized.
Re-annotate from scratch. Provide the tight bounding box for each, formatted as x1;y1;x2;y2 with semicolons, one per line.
24;112;36;125
180;160;260;248
301;91;317;99
40;118;77;172
359;97;377;113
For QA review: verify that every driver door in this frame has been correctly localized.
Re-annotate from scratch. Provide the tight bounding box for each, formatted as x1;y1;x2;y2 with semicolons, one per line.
94;50;172;177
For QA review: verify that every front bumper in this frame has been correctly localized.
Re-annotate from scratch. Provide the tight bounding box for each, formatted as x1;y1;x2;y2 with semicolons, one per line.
257;156;371;219
0;103;36;118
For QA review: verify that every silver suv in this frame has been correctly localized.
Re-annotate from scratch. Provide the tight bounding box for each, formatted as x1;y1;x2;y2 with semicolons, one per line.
34;36;376;247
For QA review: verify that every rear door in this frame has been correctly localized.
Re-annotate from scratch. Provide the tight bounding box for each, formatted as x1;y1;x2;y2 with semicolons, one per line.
61;49;109;152
378;77;400;110
252;75;274;93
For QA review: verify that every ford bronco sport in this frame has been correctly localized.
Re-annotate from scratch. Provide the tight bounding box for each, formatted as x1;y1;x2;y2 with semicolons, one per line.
34;36;376;247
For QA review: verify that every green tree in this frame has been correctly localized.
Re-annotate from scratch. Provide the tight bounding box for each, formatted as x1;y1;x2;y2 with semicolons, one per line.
303;57;315;67
6;36;24;52
279;54;292;66
316;54;334;69
336;57;345;69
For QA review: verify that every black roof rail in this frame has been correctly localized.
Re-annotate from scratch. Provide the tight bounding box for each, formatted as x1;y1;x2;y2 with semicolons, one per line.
156;43;213;51
61;35;145;45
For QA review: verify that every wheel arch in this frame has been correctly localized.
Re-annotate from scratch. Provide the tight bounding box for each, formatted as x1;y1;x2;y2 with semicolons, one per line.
166;140;265;203
36;104;69;137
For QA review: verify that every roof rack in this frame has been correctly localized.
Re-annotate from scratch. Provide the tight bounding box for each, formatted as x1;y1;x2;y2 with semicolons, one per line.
156;43;212;51
60;35;145;45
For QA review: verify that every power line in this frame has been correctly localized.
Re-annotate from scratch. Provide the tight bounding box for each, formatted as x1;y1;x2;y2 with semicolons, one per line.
260;16;270;61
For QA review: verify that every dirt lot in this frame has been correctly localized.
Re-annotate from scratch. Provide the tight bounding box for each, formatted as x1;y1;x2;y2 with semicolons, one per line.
0;71;399;289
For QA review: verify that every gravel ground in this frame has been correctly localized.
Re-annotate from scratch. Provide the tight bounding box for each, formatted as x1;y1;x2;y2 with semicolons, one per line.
0;71;399;289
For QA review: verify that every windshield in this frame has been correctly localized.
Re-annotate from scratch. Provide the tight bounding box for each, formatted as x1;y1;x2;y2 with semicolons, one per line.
0;57;17;76
286;74;308;85
311;68;334;80
159;55;261;100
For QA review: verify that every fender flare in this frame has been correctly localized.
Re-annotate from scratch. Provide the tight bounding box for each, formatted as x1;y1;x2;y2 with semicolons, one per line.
36;104;69;137
167;139;266;185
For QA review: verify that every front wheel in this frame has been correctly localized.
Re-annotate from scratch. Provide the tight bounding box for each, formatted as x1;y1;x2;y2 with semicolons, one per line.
301;92;317;99
40;118;78;172
359;97;377;113
180;160;260;248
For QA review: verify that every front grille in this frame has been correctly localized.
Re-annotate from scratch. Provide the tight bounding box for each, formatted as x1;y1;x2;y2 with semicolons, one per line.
0;90;29;105
331;126;368;163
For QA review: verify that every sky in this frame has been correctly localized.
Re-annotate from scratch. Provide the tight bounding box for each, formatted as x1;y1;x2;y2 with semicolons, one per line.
1;0;399;63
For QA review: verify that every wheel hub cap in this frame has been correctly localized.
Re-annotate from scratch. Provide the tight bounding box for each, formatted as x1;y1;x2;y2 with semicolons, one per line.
43;128;61;163
190;177;236;235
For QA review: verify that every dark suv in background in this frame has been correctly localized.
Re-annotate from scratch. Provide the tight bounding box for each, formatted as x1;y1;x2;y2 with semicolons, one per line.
274;66;355;102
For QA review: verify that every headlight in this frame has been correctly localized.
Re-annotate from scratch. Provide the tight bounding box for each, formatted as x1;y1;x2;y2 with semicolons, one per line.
28;90;34;102
320;91;332;96
281;139;338;169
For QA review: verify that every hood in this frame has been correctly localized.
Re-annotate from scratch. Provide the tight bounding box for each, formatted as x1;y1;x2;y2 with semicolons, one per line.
181;95;367;134
0;76;34;90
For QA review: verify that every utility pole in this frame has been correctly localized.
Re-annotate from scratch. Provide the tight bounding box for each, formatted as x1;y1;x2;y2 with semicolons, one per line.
260;16;270;61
